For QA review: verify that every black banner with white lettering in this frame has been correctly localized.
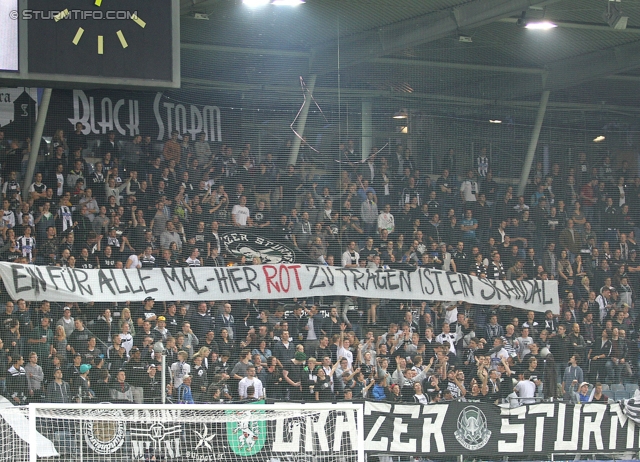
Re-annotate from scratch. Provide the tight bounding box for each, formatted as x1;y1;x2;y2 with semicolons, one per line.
220;228;317;265
43;89;234;142
74;407;360;461
364;401;640;457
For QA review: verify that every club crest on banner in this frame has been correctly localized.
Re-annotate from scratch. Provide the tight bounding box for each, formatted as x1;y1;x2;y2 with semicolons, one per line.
222;233;296;264
454;406;491;450
130;420;183;459
83;408;126;455
226;410;267;456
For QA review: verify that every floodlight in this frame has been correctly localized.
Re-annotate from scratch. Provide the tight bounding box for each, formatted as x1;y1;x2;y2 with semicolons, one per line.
272;0;305;5
524;21;557;30
243;0;270;7
393;109;408;119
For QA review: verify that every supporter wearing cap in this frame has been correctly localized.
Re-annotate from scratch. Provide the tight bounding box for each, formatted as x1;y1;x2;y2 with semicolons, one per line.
575;381;592;403
142;365;163;404
386;382;402;402
123;346;147;404
136;297;157;328
76;364;94;401
153;316;170;341
56;304;75;338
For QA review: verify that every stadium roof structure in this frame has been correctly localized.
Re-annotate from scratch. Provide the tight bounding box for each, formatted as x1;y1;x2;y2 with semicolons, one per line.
176;0;640;117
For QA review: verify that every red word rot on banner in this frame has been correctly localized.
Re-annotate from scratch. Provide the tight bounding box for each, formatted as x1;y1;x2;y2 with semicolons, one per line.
262;264;302;294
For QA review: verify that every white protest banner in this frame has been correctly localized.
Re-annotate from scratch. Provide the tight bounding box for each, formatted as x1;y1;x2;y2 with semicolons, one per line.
0;263;560;313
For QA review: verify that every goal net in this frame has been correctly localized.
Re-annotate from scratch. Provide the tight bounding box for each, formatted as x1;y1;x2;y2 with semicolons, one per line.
0;402;364;462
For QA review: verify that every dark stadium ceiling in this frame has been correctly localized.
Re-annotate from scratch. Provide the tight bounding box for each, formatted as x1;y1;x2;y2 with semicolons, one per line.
177;0;640;115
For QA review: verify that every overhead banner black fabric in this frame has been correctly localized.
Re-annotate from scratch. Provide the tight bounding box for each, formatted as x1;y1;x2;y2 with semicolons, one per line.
364;401;640;458
43;89;232;142
220;228;317;265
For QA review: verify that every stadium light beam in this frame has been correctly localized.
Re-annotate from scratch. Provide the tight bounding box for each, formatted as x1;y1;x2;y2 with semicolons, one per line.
524;21;557;30
243;0;270;7
272;0;305;5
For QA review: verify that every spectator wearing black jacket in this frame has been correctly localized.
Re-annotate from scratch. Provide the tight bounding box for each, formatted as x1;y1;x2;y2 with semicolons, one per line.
190;302;215;343
142;365;163;404
6;355;28;404
123;347;148;404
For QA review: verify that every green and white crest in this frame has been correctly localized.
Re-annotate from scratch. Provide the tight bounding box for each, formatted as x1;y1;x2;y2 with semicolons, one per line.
226;408;267;456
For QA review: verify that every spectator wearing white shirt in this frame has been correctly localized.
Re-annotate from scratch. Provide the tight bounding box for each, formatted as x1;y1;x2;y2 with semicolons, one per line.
238;366;264;400
460;169;479;203
377;204;395;234
120;323;134;355
341;241;360;268
489;337;509;371
435;323;457;355
231;195;251;227
126;252;142;269
170;351;191;389
514;370;537;406
596;287;610;323
336;329;354;369
515;327;533;360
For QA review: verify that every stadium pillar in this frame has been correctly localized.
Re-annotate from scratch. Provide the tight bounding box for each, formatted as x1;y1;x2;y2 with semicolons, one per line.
517;89;550;197
22;88;52;194
161;351;167;404
288;74;317;166
361;98;373;161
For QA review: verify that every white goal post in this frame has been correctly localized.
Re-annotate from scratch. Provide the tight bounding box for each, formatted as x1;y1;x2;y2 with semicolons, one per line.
12;402;364;462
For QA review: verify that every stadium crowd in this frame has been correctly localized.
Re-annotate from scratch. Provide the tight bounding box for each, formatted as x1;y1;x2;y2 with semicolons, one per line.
0;125;638;406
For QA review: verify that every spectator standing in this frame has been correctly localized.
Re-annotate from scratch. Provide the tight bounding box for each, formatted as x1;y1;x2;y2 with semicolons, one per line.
123;347;147;404
24;352;44;400
238;365;264;400
177;374;195;404
45;367;72;403
170;350;191;390
109;370;134;402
